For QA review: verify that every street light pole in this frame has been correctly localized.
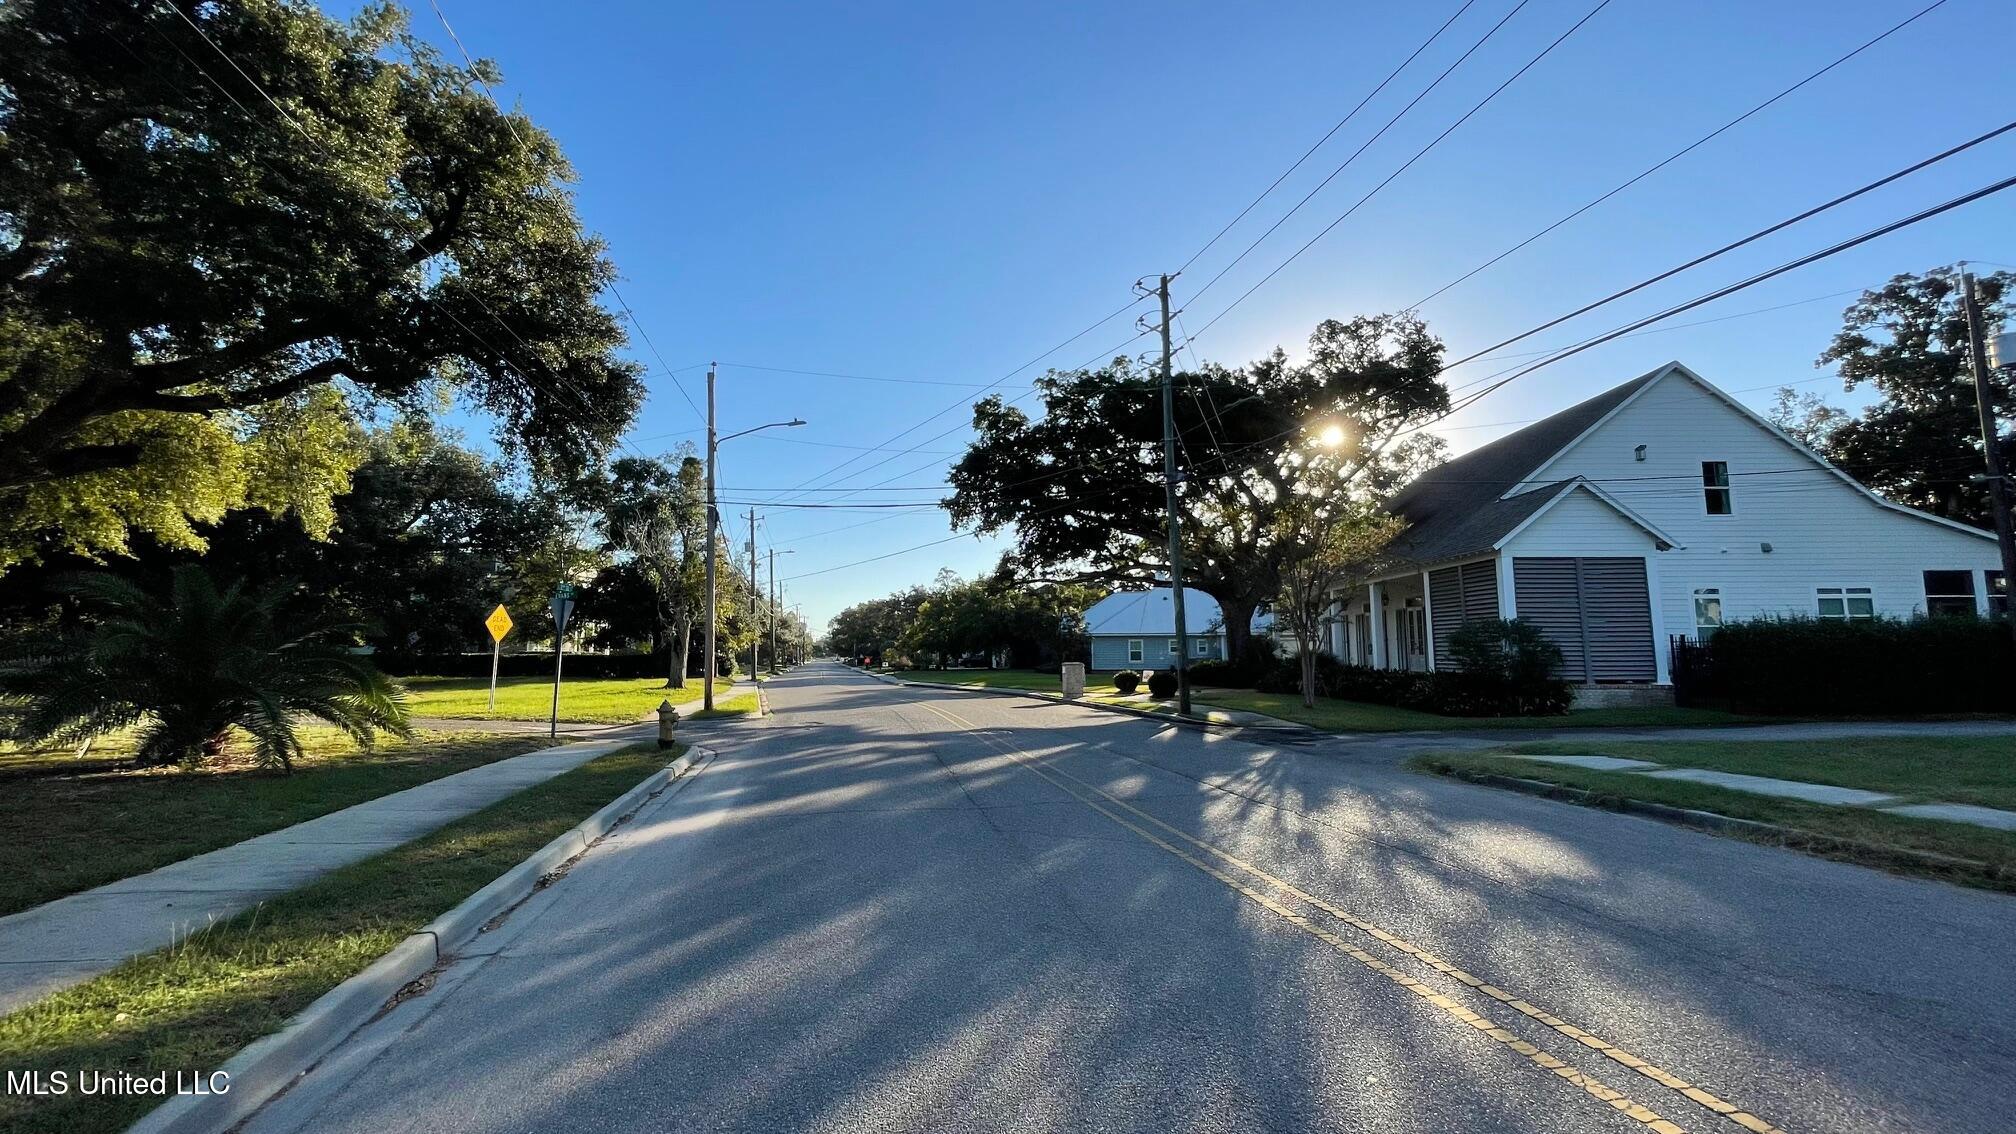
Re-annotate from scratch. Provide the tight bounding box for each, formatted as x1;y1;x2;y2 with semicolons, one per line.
701;383;807;711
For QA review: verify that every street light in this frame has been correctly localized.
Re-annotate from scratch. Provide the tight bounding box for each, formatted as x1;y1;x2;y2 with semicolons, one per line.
704;361;806;711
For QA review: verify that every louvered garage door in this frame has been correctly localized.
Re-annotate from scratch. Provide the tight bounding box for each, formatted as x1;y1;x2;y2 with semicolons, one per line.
1428;560;1500;667
1512;557;1655;683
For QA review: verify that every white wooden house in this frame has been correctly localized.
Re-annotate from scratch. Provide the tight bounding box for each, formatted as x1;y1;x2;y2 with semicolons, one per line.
1329;362;2005;695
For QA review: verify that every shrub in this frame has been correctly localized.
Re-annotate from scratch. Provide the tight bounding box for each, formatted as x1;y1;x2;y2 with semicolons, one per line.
1709;614;2015;715
1183;659;1243;687
1146;669;1178;699
1446;619;1570;714
1248;641;1572;718
1111;669;1142;694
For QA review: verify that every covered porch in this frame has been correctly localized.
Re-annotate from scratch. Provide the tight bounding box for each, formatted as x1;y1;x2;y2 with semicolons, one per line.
1325;552;1667;687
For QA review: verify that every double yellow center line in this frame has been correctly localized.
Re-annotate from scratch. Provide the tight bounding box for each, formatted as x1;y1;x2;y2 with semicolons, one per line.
911;697;1786;1134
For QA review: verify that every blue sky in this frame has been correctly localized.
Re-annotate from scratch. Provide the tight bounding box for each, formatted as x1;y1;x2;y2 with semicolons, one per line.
362;0;2015;633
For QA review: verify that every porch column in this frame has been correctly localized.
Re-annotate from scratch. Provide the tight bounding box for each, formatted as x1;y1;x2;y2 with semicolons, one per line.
1368;581;1388;669
1495;555;1517;618
1420;568;1436;672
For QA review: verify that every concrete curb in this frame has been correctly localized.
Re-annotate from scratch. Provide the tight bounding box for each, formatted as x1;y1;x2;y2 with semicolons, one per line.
1420;762;2008;884
128;744;714;1134
847;666;1315;735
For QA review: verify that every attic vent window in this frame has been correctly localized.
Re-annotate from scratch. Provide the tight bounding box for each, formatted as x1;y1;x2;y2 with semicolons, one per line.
1702;461;1732;515
1634;444;1647;462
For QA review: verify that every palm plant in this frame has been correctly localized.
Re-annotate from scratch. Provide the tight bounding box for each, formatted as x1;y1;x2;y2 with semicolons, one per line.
0;566;411;771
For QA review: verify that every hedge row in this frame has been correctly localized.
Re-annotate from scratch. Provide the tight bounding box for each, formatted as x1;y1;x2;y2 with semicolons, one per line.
1706;615;2015;715
1253;652;1572;717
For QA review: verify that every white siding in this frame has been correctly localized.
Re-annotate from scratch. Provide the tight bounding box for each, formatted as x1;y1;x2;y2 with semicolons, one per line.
1514;371;2001;640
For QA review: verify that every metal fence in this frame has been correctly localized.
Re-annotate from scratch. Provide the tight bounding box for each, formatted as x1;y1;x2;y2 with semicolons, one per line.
1667;634;1722;708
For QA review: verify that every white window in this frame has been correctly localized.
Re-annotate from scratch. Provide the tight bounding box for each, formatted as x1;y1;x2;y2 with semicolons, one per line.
1692;588;1722;641
1167;638;1180;657
1126;639;1143;663
1702;461;1732;515
1193;637;1212;657
1923;570;1976;617
1816;587;1874;621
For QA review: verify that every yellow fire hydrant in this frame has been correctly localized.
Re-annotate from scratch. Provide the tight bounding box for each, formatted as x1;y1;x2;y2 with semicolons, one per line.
657;699;679;749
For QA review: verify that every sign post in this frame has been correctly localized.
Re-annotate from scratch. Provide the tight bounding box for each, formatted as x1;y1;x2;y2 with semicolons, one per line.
483;605;514;712
549;584;575;740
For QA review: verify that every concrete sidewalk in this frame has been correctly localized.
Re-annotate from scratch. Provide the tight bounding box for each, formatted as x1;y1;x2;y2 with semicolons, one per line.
0;727;651;1015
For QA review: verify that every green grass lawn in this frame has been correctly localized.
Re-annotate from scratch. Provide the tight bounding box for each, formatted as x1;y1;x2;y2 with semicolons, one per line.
1498;737;2016;811
688;685;763;719
1410;750;2016;889
401;673;733;724
1190;690;1753;732
0;745;675;1134
0;729;553;917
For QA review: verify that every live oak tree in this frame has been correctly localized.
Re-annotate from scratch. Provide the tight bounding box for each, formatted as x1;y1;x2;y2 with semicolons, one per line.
1783;267;2014;527
945;314;1448;660
0;0;643;566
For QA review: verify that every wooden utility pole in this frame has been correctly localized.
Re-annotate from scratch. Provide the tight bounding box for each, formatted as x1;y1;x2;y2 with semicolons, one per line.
1960;270;2016;639
1157;274;1192;716
703;363;718;711
747;510;761;677
769;548;779;672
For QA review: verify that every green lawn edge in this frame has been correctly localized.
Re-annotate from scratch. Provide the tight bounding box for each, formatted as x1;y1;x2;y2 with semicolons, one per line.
0;731;556;918
1408;751;2016;892
0;744;676;1134
402;674;741;724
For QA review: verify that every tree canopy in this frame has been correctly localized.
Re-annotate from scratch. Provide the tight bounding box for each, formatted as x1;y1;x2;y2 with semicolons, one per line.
1785;267;2013;527
944;314;1447;657
0;0;643;566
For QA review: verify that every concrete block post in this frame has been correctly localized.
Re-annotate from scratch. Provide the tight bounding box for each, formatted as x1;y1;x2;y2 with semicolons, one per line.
1060;662;1086;700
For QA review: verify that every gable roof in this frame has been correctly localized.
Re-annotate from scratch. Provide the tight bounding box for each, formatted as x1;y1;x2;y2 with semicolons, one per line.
1382;364;1668;566
1382;360;1994;569
1083;588;1225;636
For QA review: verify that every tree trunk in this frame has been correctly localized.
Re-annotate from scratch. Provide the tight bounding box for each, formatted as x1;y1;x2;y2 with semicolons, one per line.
1299;644;1318;709
670;617;693;688
1218;595;1260;662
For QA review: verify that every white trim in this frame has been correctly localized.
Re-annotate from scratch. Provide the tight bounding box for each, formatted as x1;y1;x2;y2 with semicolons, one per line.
1368;581;1388;669
1646;554;1671;685
1517;361;1996;542
1126;639;1143;664
1491;478;1684;552
1419;567;1436;672
1496;555;1517;619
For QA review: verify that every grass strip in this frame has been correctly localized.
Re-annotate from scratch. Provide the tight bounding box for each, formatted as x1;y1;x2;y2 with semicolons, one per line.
1499;736;2016;811
0;744;675;1134
0;731;556;917
1192;690;1755;732
401;674;734;724
1409;751;2016;891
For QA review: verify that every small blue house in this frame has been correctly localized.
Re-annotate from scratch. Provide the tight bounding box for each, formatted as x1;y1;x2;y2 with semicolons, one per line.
1083;588;1229;671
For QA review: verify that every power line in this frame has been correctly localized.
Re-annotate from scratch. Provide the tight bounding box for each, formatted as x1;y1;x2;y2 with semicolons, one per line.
1433;117;2016;376
1184;0;1541;308
1442;172;2016;419
716;362;1029;389
1185;0;1615;342
1407;0;1954;309
1175;0;1483;275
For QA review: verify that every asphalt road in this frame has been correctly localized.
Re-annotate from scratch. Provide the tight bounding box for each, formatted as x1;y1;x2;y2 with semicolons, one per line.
244;661;2016;1134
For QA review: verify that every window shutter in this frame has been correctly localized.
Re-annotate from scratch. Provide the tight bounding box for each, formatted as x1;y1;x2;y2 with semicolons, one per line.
1513;558;1586;682
1429;560;1501;670
1514;557;1654;683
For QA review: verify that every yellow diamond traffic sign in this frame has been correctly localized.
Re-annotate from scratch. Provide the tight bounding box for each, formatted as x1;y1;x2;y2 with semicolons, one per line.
485;605;514;643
